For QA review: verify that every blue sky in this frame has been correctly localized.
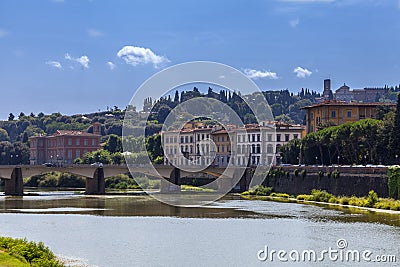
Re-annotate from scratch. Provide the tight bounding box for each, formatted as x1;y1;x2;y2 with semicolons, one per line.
0;0;399;119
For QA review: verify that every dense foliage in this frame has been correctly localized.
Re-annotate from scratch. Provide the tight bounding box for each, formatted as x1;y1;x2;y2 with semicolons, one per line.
0;237;63;267
281;113;398;165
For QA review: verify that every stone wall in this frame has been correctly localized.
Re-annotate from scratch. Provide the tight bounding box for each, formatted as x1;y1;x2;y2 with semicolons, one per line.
263;166;389;197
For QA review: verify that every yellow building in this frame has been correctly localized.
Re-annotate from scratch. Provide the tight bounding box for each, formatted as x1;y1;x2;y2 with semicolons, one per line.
302;100;395;133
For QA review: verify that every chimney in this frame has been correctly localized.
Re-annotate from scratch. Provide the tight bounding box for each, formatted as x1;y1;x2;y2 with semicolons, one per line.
92;122;102;135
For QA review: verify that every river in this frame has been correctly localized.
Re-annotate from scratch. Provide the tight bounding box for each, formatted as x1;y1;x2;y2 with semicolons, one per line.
0;190;399;267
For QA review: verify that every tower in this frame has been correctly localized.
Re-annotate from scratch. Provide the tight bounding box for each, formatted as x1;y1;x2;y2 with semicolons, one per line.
323;79;332;100
92;122;102;135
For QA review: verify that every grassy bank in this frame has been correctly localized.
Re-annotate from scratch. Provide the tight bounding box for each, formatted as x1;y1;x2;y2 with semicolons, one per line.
241;186;400;211
0;237;63;267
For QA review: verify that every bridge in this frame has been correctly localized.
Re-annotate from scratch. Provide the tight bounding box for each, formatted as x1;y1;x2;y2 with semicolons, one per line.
0;165;252;196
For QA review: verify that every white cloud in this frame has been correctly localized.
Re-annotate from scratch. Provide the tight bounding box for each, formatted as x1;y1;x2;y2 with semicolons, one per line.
243;68;278;80
117;45;169;68
65;53;90;69
87;29;104;37
46;60;62;69
107;61;116;70
289;18;299;28
0;29;8;38
294;66;312;78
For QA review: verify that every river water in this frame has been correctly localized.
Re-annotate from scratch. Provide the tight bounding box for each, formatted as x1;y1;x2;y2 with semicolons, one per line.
0;191;399;267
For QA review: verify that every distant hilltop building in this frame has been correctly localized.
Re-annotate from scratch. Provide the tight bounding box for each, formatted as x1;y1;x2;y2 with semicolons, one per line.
334;84;388;102
317;79;388;103
29;122;102;165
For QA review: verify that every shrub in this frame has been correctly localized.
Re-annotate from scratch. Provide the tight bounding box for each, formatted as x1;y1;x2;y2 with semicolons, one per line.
294;169;299;177
318;171;324;179
296;194;314;201
364;190;378;208
301;169;306;179
311;189;333;202
270;192;290;198
332;170;340;179
247;186;273;196
0;237;62;267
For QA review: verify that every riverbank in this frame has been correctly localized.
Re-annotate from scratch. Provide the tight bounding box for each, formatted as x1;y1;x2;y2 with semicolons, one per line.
241;187;400;214
0;236;63;266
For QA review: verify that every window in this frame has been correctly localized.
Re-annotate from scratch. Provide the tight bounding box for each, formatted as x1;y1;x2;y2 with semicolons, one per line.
68;150;72;159
347;110;352;118
267;144;273;154
256;144;261;154
68;138;72;146
257;134;260;142
252;144;256;154
331;110;336;118
197;134;200;141
237;145;241;154
276;134;281;142
76;139;80;145
190;136;193;143
221;136;224;142
202;134;205;140
84;139;88;146
252;134;255;142
285;134;290;142
267;134;272;142
76;150;81;158
221;145;224;152
311;112;314;119
185;136;188;143
237;135;241;142
206;134;209;139
92;139;96;146
294;134;298;139
180;137;184;143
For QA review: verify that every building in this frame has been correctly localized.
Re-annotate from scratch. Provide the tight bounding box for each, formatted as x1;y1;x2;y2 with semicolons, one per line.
162;121;305;167
211;126;235;167
302;101;396;133
162;123;214;167
334;83;388;103
29;122;102;165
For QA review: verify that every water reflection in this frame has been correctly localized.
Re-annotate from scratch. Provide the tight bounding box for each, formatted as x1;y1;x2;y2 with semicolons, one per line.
0;191;399;227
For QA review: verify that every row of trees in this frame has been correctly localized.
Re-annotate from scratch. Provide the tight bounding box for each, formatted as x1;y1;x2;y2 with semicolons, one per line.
281;95;400;165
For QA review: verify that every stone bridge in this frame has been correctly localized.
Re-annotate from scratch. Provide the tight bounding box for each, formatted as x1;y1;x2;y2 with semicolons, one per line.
0;165;251;196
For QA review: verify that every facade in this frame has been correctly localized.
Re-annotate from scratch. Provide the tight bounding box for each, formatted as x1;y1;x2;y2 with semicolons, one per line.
211;126;235;167
334;84;388;103
302;101;396;133
163;123;214;167
29;122;102;165
162;122;304;167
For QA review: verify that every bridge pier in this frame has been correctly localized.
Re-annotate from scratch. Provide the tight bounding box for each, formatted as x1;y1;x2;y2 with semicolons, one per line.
85;167;105;195
160;167;181;193
5;167;23;196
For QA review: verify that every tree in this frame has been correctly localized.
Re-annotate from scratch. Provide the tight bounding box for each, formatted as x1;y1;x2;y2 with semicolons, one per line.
8;113;15;121
389;94;400;163
0;129;9;142
174;90;179;103
104;134;122;153
18;112;25;120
